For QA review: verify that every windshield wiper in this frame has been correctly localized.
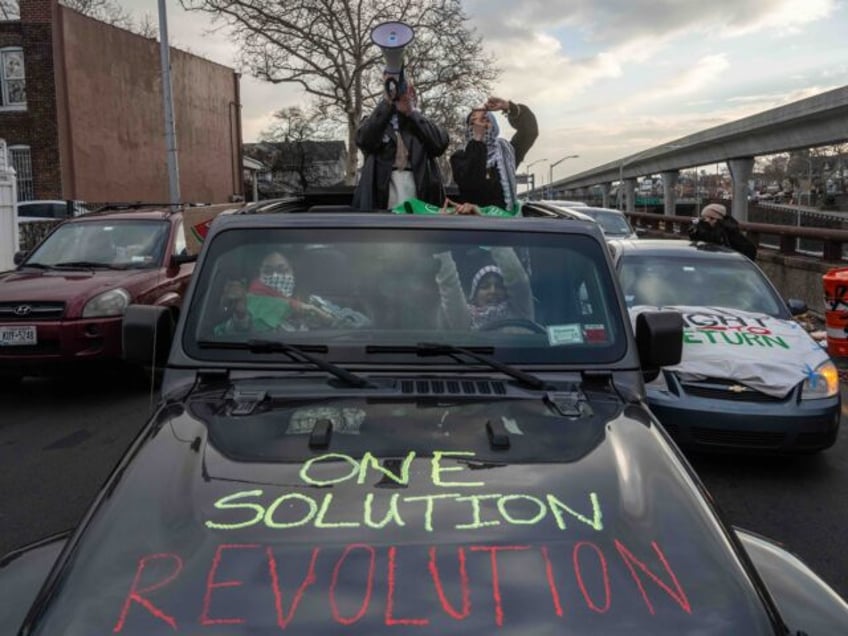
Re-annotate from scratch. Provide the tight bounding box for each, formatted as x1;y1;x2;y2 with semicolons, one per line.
20;262;54;270
197;339;373;389
53;261;115;270
366;342;551;391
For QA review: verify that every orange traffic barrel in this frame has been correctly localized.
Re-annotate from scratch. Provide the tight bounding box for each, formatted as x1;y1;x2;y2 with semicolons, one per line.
823;267;848;358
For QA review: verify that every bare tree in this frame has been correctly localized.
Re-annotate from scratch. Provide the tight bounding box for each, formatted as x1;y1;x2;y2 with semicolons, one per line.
1;1;155;36
258;106;340;192
62;0;133;28
260;105;338;143
179;0;498;184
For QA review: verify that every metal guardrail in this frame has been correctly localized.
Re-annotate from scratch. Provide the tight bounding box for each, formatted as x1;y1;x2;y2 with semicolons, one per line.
626;211;848;262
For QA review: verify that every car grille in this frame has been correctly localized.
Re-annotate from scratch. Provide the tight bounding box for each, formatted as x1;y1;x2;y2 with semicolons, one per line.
691;427;785;448
678;377;785;403
0;302;65;321
399;379;507;396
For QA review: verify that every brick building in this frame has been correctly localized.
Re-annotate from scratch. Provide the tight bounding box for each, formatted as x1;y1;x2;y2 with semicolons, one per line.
0;0;243;204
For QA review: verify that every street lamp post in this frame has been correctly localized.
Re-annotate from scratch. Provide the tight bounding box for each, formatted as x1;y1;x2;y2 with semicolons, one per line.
527;158;548;198
549;155;579;194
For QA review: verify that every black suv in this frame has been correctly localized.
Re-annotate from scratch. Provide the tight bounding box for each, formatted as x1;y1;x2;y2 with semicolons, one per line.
2;204;847;634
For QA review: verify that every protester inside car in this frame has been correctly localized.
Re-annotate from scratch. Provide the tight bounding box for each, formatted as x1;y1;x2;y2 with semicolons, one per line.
352;71;449;211
688;203;757;260
449;96;538;215
433;247;534;330
214;250;336;334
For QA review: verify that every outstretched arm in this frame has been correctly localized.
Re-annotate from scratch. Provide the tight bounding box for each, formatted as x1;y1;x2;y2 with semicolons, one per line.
486;97;539;167
491;247;534;321
433;251;472;329
506;102;538;167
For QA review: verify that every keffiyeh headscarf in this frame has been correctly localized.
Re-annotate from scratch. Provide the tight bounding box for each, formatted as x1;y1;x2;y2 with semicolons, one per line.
259;271;295;297
466;112;518;212
468;265;511;329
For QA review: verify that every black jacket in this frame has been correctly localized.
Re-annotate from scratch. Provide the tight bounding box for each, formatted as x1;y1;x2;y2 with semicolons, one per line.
449;102;538;209
688;215;758;261
353;101;449;210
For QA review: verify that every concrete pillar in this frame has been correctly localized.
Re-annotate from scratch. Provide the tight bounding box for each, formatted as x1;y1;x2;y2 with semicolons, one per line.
728;157;754;222
0;140;18;271
600;183;611;208
661;170;679;217
625;178;637;213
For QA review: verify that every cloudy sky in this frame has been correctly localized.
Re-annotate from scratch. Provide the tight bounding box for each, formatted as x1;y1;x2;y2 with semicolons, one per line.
125;0;848;186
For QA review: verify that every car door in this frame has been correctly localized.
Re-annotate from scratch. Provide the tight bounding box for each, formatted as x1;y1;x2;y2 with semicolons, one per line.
145;217;195;310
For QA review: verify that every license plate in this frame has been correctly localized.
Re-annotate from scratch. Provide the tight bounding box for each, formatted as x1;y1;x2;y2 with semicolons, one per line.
0;325;37;346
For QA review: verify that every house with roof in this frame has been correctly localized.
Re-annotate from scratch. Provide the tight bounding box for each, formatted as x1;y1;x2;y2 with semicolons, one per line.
243;140;346;198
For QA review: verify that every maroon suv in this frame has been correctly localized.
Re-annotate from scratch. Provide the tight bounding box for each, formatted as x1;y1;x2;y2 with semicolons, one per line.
0;208;195;382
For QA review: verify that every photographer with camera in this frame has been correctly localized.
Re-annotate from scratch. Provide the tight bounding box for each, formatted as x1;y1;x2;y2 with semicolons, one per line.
449;97;538;215
688;203;757;261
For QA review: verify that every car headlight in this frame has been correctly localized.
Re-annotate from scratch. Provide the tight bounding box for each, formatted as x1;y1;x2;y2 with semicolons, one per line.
800;360;839;400
82;288;131;318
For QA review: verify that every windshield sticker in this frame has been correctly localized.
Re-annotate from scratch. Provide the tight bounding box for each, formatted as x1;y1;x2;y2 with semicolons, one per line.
583;324;607;343
546;324;584;346
112;451;694;632
286;408;365;435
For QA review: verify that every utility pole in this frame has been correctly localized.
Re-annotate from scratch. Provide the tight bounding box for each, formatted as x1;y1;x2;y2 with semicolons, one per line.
158;0;181;209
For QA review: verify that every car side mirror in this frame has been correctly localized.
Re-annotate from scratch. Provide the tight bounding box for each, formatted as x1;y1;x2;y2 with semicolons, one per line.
13;250;29;265
170;252;197;268
786;298;807;316
635;311;684;383
123;305;174;367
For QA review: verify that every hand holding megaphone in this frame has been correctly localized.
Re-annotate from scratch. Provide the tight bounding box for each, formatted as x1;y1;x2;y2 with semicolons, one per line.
372;21;415;103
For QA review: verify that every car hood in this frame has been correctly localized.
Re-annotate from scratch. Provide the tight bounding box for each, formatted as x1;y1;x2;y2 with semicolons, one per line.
630;305;830;397
0;268;157;304
26;392;777;635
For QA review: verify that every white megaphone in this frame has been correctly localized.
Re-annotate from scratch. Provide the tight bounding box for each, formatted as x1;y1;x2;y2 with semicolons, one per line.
370;21;415;100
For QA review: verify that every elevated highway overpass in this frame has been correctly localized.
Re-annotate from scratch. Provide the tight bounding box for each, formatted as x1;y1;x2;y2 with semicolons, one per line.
534;84;848;222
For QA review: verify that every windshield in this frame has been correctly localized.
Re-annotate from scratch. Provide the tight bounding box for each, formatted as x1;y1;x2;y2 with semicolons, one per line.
618;254;786;317
581;210;633;236
184;226;627;365
25;220;170;269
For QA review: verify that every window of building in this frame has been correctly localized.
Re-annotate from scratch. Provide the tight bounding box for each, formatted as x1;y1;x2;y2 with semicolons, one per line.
9;145;34;201
0;48;26;109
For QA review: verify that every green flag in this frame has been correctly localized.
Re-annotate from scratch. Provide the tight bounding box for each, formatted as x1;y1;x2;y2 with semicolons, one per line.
391;198;521;217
